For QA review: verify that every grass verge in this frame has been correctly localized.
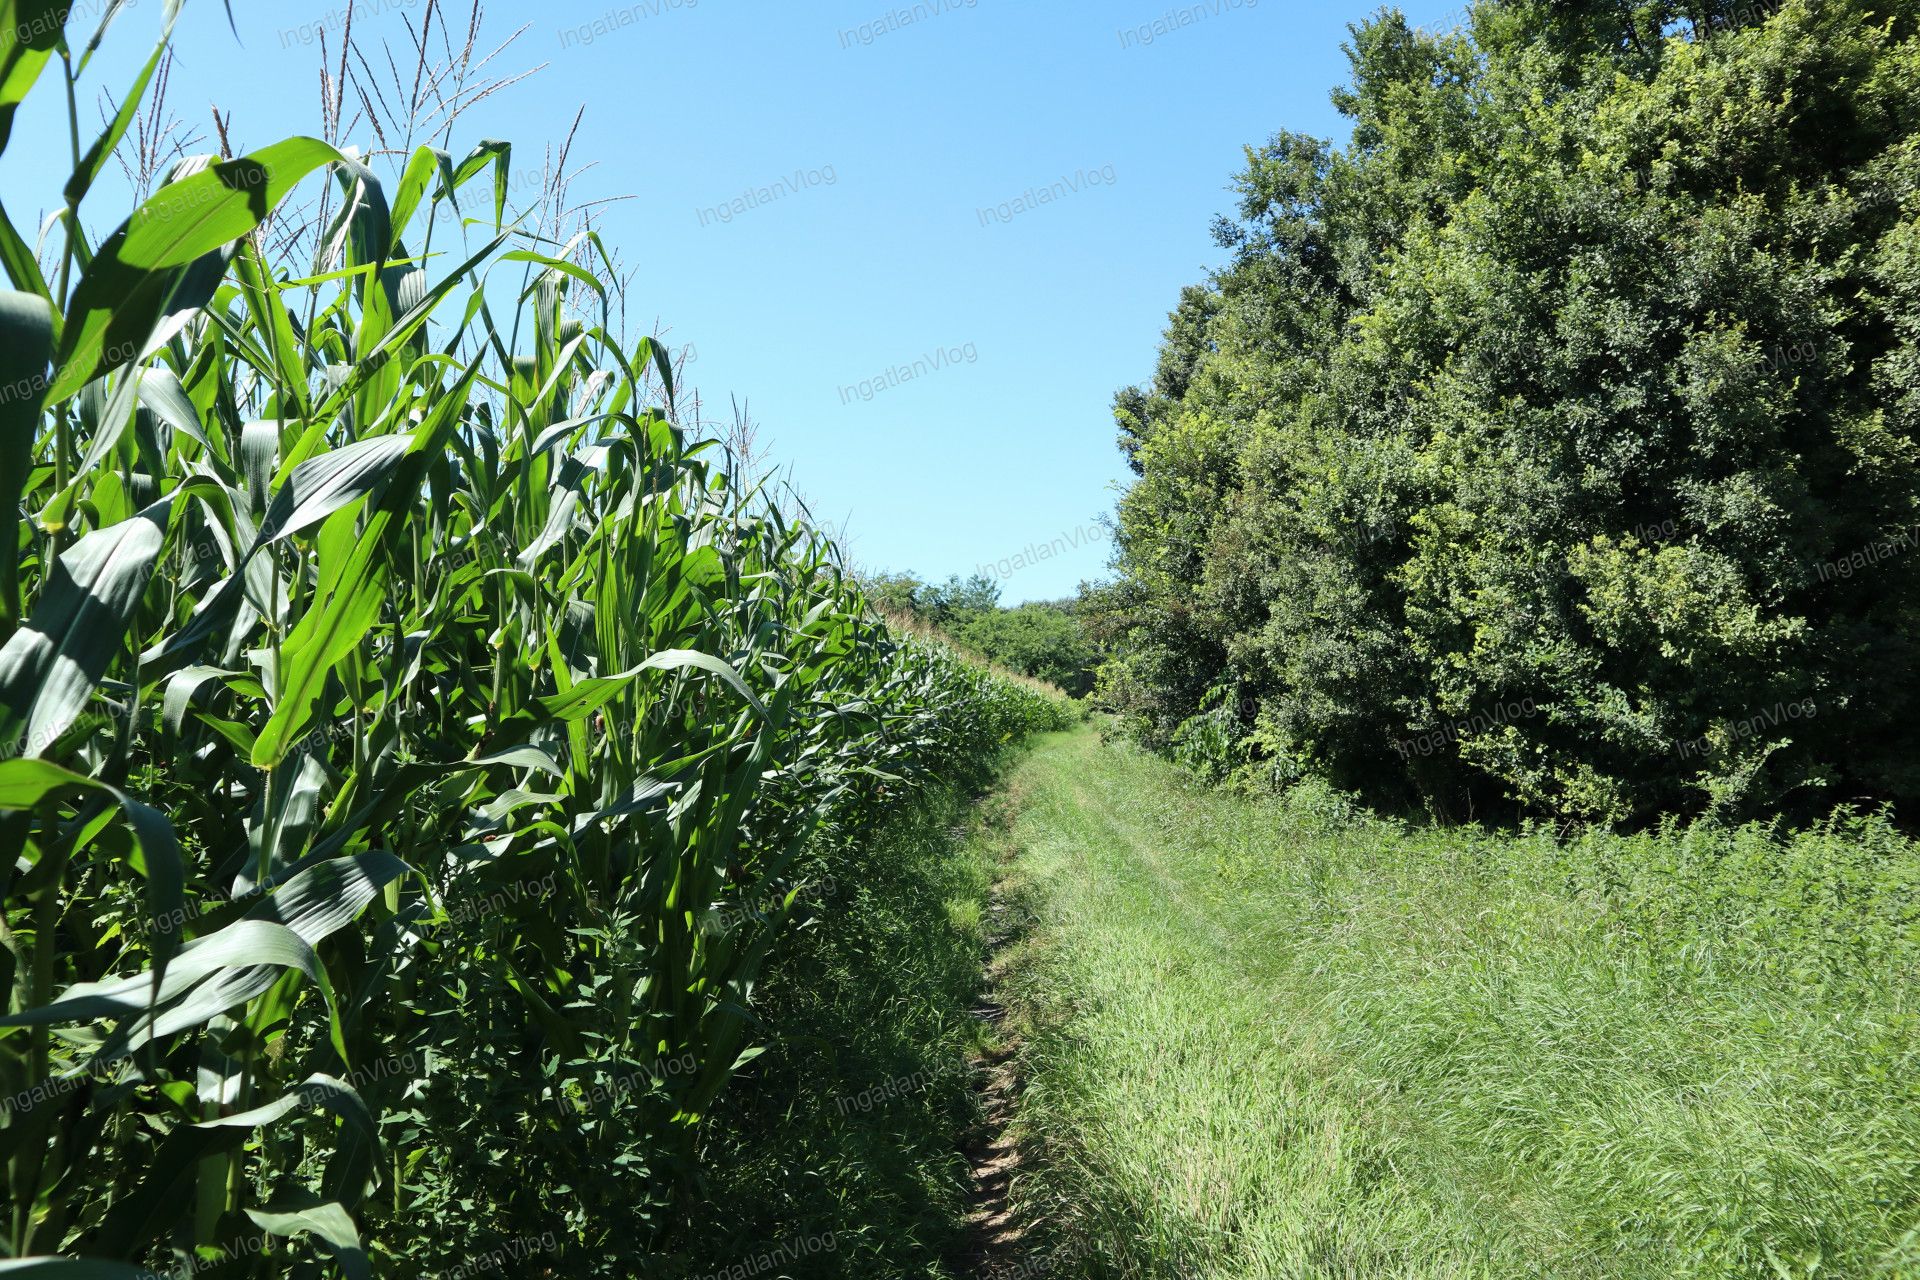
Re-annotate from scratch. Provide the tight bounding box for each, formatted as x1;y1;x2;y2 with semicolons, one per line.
677;770;1023;1278
997;725;1920;1279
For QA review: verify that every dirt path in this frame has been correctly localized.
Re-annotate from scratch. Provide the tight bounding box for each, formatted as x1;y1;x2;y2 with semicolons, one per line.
956;809;1035;1277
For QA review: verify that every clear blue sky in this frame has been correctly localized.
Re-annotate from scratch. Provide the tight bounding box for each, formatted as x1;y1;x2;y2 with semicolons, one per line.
2;0;1461;603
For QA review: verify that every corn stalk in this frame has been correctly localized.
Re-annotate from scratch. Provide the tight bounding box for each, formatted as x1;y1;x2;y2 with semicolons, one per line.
0;3;1069;1274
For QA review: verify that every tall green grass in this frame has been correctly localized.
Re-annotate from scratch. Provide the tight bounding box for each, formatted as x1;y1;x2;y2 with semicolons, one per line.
1000;727;1920;1279
0;4;1069;1274
686;777;1007;1278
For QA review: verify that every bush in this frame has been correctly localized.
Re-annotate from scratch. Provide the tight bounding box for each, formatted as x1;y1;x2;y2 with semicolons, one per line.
956;602;1099;697
1094;0;1920;824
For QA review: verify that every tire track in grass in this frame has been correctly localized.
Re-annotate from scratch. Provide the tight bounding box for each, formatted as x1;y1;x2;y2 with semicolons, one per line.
980;728;1278;1277
958;774;1037;1279
994;726;1583;1278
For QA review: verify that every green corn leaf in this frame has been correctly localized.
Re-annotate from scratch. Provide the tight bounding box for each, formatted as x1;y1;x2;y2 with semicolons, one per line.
254;433;413;548
231;236;312;418
541;647;769;722
195;1071;372;1134
347;226;513;379
198;1072;379;1208
0;499;170;754
0;288;52;633
0;1262;168;1278
246;1201;370;1280
500;250;607;300
0;195;48;295
74;358;151;477
318;151;391;278
0;920;317;1027
246;851;411;947
239;419;279;513
0;756;185;962
243;751;331;894
57;854;405;1060
0;0;68;154
252;505;388;769
67;0;140;74
150;238;236;357
385;144;446;247
98;966;287;1052
63;3;181;210
135;366;210;452
42;237;234;416
449;138;512;228
160;664;233;735
637;335;675;407
50;138;344;401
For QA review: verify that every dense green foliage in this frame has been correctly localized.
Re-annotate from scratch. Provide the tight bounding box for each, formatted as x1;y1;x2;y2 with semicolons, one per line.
688;775;1014;1278
867;571;1002;627
870;571;1100;696
0;5;1066;1275
956;603;1099;698
1094;0;1920;823
1000;727;1920;1278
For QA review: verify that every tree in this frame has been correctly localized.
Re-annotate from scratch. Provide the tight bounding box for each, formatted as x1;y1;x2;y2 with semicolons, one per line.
959;602;1100;697
920;573;1002;627
1093;0;1920;823
863;570;926;617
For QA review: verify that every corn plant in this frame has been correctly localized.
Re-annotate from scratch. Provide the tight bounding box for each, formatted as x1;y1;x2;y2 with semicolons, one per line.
0;3;1069;1275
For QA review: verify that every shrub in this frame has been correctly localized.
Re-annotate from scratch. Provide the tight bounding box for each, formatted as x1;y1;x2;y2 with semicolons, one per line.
1094;0;1920;824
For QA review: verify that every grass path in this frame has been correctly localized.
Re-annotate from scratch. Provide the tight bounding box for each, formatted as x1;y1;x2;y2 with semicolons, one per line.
986;726;1920;1280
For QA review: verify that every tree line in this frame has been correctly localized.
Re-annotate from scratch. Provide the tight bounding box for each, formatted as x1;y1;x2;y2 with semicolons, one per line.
1087;0;1920;824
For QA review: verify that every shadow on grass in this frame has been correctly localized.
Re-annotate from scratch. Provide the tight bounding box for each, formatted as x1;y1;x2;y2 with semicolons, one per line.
674;778;1013;1279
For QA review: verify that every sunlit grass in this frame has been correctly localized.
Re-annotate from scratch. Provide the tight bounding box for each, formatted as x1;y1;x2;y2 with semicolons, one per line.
1000;728;1920;1279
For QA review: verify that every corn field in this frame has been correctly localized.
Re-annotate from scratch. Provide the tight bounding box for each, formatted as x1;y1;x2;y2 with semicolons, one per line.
0;2;1069;1274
